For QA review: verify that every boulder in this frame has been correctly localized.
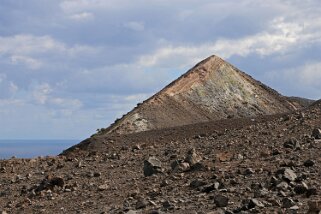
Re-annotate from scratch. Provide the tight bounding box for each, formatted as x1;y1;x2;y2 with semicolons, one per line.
143;157;162;176
276;168;297;182
214;195;229;207
281;198;295;208
171;160;190;172
185;148;201;166
312;128;321;139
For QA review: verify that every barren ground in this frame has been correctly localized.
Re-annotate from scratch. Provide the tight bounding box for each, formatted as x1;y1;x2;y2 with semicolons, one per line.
0;101;320;214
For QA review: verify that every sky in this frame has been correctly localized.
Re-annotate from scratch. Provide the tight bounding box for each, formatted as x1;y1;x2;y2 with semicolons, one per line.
0;0;321;140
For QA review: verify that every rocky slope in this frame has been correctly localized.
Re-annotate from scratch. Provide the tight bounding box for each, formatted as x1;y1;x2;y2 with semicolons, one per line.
101;55;302;135
0;100;320;213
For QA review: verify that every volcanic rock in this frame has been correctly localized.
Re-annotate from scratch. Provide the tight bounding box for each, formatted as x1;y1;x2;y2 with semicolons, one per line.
201;184;216;193
281;198;296;208
283;138;300;149
35;176;65;192
304;159;315;167
248;198;265;208
185;148;201;166
143;157;162;176
190;179;207;189
171;160;190;172
276;182;289;191
312;128;321;139
306;188;318;198
214;195;229;207
98;184;108;191
162;200;174;210
135;198;147;209
277;168;297;182
244;168;255;175
293;182;308;194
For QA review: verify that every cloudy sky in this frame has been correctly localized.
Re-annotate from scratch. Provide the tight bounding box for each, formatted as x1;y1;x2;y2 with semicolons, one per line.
1;0;321;139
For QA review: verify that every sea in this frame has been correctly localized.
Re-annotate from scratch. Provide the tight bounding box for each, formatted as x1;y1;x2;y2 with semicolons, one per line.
0;140;79;159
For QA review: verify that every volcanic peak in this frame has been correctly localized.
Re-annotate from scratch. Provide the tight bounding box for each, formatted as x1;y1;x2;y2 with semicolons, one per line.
101;55;302;135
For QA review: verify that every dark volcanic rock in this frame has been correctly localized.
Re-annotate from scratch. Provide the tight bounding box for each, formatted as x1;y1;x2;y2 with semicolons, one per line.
248;198;265;208
214;195;229;207
162;200;174;210
304;159;315;167
185;148;201;166
35;176;64;192
312;128;321;139
244;168;255;175
143;157;162;176
294;182;308;194
277;168;297;182
283;138;300;149
281;198;295;208
201;184;216;193
171;160;190;172
190;179;207;189
306;188;318;197
135;198;147;209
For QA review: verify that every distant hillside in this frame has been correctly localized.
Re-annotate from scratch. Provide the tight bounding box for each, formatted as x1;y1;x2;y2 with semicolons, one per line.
286;96;315;108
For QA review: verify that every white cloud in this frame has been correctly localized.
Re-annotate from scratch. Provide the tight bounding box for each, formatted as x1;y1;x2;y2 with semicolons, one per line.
32;83;52;105
67;44;99;57
137;16;321;69
0;35;65;55
31;82;82;110
0;73;18;98
124;93;151;102
69;12;94;21
0;99;24;107
60;0;118;14
177;10;194;21
0;34;99;68
66;62;170;95
49;97;82;109
10;55;43;69
124;21;145;31
9;82;18;94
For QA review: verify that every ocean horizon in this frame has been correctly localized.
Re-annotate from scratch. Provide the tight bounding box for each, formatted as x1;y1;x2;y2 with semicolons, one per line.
0;139;80;159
